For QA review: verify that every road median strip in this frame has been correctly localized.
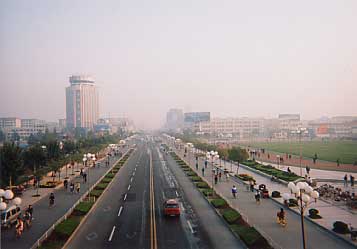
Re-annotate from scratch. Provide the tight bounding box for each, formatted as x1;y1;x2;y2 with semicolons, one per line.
35;148;135;249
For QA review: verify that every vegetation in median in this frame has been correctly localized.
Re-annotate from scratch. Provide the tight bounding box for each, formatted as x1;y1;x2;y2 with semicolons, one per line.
210;198;228;208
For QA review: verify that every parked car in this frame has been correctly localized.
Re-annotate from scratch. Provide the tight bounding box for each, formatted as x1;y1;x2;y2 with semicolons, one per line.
1;206;21;228
163;199;180;217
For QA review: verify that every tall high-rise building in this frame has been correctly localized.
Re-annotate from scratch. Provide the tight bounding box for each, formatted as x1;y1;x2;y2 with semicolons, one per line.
166;109;184;131
66;75;99;129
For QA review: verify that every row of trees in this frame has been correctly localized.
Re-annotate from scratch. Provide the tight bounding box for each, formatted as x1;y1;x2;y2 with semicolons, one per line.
0;131;120;187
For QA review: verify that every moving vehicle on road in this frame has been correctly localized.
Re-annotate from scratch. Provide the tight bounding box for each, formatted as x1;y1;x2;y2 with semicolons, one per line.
163;199;180;217
1;206;21;228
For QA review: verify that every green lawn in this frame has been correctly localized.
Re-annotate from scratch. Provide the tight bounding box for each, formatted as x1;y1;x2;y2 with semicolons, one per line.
246;140;357;165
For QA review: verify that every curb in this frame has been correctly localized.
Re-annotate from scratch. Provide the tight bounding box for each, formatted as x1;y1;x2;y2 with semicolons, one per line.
62;148;135;248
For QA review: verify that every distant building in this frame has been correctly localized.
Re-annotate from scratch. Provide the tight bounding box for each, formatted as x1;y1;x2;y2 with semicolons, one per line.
66;75;99;129
166;109;184;132
278;114;301;133
59;119;66;129
184;112;210;131
0;117;21;130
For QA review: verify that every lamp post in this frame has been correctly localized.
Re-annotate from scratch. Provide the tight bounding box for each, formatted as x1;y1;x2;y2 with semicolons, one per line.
291;128;308;176
206;151;219;194
284;181;320;249
0;189;22;244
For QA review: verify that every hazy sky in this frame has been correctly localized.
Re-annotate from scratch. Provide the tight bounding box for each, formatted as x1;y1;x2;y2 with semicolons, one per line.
1;0;357;129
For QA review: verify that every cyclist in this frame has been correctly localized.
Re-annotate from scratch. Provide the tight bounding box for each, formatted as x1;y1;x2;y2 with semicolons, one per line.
24;210;32;228
15;217;24;238
232;185;237;198
277;208;287;226
255;191;261;204
49;192;55;208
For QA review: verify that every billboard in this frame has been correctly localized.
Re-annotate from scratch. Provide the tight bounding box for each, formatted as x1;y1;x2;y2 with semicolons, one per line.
184;112;210;123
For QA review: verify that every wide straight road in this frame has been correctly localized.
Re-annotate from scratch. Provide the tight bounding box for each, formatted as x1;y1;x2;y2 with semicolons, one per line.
67;139;242;249
1;146;128;249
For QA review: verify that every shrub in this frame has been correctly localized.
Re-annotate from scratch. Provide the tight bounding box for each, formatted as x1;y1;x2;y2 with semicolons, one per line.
190;176;201;182
271;191;281;198
187;171;197;177
95;182;109;190
201;188;214;197
74;201;94;215
333;221;350;234
196;182;209;189
54;216;81;238
230;225;263;246
101;178;112;183
308;208;322;219
90;189;103;198
223;209;241;224
106;173;115;178
210;198;227;208
288;199;298;207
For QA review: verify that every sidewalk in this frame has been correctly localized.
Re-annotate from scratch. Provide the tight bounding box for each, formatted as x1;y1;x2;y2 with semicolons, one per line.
175;148;356;249
2;147;129;249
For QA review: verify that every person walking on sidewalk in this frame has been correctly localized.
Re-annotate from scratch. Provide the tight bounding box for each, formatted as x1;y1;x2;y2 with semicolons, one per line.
351;175;355;187
49;193;55;208
344;174;348;187
201;167;205;176
76;182;81;193
83;172;87;183
249;180;255;192
218;172;222;182
196;162;198;170
226;172;230;182
232;185;237;198
214;174;218;184
70;182;75;194
64;179;68;190
255;190;261;204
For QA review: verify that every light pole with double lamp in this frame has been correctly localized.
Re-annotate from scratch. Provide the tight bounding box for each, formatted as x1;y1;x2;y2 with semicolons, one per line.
206;151;219;195
291;127;308;176
0;189;22;244
283;181;319;249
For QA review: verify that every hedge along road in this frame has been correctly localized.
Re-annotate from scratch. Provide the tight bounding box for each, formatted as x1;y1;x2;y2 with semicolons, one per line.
1;146;129;249
66;140;221;249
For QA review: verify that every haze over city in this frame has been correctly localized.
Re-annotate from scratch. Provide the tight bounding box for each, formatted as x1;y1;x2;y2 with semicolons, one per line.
1;0;357;129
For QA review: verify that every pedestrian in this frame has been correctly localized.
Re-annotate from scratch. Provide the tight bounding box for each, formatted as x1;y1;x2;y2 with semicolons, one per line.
214;174;218;184
249;180;254;192
218;172;222;181
226;172;229;182
83;173;87;183
287;167;291;173
255;190;261;204
306;166;310;175
232;185;237;198
351;175;355;187
70;182;75;194
196;162;198;170
201;167;205;176
76;182;81;193
80;169;83;177
64;179;68;190
27;205;33;219
337;158;340;167
344;174;348;187
49;193;55;208
204;160;208;168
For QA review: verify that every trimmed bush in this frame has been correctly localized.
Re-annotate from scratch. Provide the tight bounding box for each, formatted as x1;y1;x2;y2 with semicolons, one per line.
90;189;103;198
190;176;201;182
223;209;241;224
271;191;281;198
196;182;209;189
106;173;115;178
187;171;197;177
308;208;322;219
231;225;263;246
101;178;112;183
288;199;298;207
95;182;109;190
333;221;350;234
201;188;214;197
74;201;94;215
54;216;81;238
210;198;227;208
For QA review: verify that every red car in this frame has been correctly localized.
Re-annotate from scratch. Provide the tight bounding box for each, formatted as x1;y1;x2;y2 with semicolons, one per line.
163;199;180;217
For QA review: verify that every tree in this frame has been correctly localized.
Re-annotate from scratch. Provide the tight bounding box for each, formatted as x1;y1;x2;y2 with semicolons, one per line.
46;140;60;160
12;130;20;142
0;143;24;187
228;146;249;163
22;145;47;172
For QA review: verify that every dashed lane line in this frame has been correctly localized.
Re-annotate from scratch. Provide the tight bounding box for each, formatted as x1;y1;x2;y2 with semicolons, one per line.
108;226;116;241
118;206;123;217
128;185;131;191
124;193;127;201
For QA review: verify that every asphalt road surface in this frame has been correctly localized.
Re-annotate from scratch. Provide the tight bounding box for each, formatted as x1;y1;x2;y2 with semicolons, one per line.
66;140;240;249
1;147;127;249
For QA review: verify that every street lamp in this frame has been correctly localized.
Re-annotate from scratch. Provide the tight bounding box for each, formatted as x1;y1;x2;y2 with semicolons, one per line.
291;128;308;176
284;181;319;249
0;189;21;244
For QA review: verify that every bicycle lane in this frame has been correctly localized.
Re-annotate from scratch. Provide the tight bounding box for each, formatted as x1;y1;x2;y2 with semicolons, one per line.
175;149;355;249
1;148;129;249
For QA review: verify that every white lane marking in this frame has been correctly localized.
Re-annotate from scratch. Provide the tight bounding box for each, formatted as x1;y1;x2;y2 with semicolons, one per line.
130;177;133;182
133;172;136;176
118;206;123;217
175;191;179;197
134;168;137;172
124;193;127;201
108;226;116;241
187;221;194;234
127;185;131;191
